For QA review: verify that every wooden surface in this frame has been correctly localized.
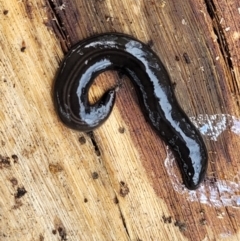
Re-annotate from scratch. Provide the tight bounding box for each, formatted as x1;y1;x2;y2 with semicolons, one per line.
0;0;240;240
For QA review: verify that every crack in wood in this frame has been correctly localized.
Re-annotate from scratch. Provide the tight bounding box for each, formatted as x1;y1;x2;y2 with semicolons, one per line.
46;0;70;50
117;203;130;238
204;0;239;95
87;131;101;156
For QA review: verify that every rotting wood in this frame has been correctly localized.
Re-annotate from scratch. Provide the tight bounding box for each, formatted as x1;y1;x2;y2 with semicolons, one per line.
0;0;240;240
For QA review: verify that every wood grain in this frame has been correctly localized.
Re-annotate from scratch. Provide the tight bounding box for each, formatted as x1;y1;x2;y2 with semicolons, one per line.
0;0;240;240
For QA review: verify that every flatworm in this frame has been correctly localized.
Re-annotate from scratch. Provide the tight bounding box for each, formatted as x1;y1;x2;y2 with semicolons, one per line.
54;33;208;190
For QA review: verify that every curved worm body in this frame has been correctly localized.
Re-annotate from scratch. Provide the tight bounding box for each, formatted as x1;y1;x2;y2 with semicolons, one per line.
54;33;208;190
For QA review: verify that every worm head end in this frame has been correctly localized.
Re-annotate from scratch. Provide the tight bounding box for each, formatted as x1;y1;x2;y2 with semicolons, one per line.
87;88;116;129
